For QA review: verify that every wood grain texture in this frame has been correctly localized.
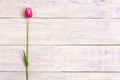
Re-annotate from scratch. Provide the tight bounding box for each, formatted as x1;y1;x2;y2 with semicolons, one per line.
0;19;120;45
0;0;120;18
0;46;120;71
1;0;120;79
1;72;120;80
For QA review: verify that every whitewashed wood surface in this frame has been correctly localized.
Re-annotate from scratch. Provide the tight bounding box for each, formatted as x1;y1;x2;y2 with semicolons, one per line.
1;0;120;80
1;0;120;18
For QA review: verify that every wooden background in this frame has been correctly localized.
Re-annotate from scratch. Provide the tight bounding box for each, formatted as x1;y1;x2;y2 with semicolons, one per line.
1;0;120;80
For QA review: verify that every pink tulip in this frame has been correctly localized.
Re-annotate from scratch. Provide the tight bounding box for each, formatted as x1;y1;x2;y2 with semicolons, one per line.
25;7;32;18
24;7;33;80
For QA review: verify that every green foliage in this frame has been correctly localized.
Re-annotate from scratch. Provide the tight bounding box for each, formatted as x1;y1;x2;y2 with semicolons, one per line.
23;50;29;67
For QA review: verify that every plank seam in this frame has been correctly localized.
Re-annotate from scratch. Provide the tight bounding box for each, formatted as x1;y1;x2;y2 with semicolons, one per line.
1;17;120;19
1;44;120;46
1;71;120;73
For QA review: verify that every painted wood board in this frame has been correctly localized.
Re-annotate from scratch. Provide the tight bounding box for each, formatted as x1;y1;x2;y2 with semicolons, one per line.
1;72;120;80
0;19;120;45
0;0;120;18
0;46;120;71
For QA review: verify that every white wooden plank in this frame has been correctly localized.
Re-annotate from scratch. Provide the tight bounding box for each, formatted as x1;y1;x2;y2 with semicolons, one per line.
1;0;120;18
0;19;120;45
1;72;120;80
0;46;120;71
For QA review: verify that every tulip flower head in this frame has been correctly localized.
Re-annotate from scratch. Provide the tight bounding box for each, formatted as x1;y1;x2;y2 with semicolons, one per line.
25;7;32;18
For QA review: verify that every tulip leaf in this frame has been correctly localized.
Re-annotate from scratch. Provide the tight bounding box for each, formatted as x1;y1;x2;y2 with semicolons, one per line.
23;50;29;67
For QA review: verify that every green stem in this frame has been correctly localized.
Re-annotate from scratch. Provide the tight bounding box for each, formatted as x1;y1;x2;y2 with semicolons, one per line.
26;66;29;80
26;18;30;80
26;18;30;57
